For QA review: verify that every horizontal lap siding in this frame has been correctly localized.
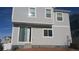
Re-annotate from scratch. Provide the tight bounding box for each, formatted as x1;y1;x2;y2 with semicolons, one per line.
12;7;54;25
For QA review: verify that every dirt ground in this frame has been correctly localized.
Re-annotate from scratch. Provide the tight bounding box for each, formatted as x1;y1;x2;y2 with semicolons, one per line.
16;48;77;51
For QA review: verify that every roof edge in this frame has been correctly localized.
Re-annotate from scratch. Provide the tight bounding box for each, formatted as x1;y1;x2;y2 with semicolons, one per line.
54;9;70;13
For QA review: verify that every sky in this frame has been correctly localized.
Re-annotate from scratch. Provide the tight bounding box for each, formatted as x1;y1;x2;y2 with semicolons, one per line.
56;7;79;14
0;7;12;39
0;7;79;39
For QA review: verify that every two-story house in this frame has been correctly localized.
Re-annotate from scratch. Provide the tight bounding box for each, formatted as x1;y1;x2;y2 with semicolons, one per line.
12;7;72;48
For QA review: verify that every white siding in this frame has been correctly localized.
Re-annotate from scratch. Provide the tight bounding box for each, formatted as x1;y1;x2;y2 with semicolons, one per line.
12;26;20;45
31;27;72;46
53;26;72;45
12;7;54;25
54;12;70;26
31;27;54;45
12;7;72;47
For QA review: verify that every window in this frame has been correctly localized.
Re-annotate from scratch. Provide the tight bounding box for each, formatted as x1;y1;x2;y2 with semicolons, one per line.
49;30;52;36
19;27;31;42
19;27;25;42
46;9;51;18
28;8;36;17
44;30;48;36
44;30;52;36
57;12;62;21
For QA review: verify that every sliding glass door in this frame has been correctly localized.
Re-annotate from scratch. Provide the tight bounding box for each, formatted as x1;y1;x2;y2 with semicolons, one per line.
19;27;31;43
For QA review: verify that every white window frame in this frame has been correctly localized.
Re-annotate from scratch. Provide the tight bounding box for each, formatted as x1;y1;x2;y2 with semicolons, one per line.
43;28;54;38
56;12;64;22
28;7;36;17
45;8;52;19
44;30;52;36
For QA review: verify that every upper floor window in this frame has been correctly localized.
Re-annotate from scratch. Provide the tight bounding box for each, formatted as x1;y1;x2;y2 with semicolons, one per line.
28;8;36;17
45;9;51;18
57;12;63;21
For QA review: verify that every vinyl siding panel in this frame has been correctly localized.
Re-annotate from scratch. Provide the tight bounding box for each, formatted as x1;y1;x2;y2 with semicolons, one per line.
12;7;54;25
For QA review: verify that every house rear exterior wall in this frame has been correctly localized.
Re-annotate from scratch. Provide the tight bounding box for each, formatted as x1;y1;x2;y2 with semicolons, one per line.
12;26;72;46
53;26;72;45
12;7;54;25
31;27;53;45
31;26;72;46
11;7;72;48
12;26;54;45
54;12;70;26
12;26;31;45
12;26;72;47
12;26;19;45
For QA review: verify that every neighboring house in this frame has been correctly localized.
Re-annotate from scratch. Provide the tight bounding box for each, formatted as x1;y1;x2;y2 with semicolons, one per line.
2;36;11;44
12;7;72;48
2;36;12;50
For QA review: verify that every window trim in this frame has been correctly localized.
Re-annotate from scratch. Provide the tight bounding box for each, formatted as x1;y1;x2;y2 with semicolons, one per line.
45;8;52;19
28;7;36;17
43;28;54;38
56;12;64;22
44;30;48;36
49;30;52;36
44;30;52;37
